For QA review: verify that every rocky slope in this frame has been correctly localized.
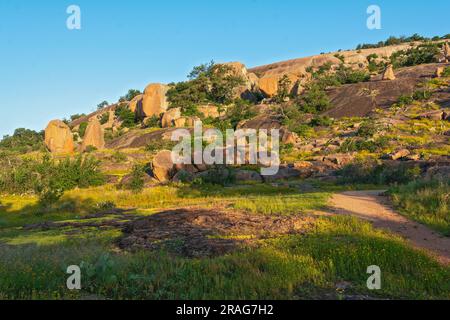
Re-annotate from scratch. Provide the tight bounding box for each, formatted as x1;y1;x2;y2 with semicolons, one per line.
41;40;450;186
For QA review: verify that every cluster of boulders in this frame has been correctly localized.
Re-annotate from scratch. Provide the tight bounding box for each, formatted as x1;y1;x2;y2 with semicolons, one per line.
45;114;108;154
437;42;450;63
144;147;360;185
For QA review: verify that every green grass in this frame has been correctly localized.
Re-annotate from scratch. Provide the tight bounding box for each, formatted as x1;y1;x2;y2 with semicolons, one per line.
0;182;449;300
389;180;450;236
0;216;448;300
234;193;330;215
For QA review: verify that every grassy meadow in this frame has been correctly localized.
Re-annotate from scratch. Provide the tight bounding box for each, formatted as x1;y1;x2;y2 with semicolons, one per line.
0;182;449;300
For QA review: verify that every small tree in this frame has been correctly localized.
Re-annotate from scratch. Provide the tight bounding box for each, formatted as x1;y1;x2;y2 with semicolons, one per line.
97;101;109;110
274;75;292;103
127;164;145;193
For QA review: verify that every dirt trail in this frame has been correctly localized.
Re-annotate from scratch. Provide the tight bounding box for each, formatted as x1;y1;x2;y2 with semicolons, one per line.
320;191;450;265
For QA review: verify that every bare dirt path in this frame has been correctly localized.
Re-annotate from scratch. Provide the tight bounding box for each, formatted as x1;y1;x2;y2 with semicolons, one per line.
318;190;450;266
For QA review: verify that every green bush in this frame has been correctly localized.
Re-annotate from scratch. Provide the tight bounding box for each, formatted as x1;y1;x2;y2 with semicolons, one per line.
357;121;381;138
274;75;292;103
226;100;257;129
388;180;450;235
0;128;44;154
334;65;370;84
97;101;109;110
193;166;235;186
125;164;146;193
297;84;331;114
442;67;450;77
78;122;88;138
167;61;245;109
146;140;177;153
119;89;142;103
390;44;440;68
412;90;432;101
338;159;421;185
310;116;334;127
339;136;389;153
144;115;160;128
99;113;110;125
115;104;137;128
0;154;105;196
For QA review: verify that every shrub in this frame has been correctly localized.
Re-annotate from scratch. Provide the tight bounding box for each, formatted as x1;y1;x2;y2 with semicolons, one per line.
167;61;245;109
69;114;86;122
143;115;160;128
412;90;432;101
146;140;177;153
274;75;292;103
390;44;440;68
78;122;88;138
97;101;109;110
0;128;45;154
338;159;421;185
119;89;142;102
226;100;257;129
193;166;235;186
388;179;450;235
297;84;331;114
125;164;146;193
279;105;314;137
110;151;127;163
310;116;334;127
357;121;381;138
99;113;110;125
0;154;105;196
442;67;450;77
339;136;389;153
115;104;137;128
334;65;370;84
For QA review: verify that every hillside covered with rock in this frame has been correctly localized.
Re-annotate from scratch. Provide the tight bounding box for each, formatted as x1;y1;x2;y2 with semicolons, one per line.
33;37;450;187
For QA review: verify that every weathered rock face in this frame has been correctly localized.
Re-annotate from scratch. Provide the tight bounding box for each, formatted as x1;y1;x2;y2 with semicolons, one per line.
223;62;248;79
444;42;450;59
101;110;116;130
128;94;143;113
44;120;75;153
416;110;447;121
152;150;175;182
141;84;170;118
282;131;298;144
258;74;298;97
174;117;187;128
435;67;445;78
382;65;396;80
198;105;221;118
161;108;181;128
383;149;410;161
249;43;414;80
81;118;105;151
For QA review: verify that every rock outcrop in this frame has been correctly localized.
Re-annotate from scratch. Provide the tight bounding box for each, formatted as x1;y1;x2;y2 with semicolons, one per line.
152;150;176;182
81;118;105;151
161;108;182;128
382;65;396;80
444;42;450;59
435;67;444;78
128;94;143;113
141;83;170;118
44;120;75;153
198;105;221;118
258;74;298;97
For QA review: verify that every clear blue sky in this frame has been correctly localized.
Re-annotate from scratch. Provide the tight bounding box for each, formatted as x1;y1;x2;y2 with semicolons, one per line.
1;0;449;137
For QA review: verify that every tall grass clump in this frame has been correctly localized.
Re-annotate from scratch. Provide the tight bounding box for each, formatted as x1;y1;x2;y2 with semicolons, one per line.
389;180;450;235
